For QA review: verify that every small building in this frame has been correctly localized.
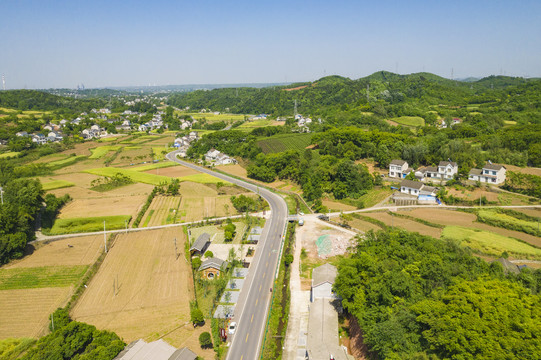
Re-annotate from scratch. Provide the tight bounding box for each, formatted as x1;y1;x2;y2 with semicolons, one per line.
468;163;506;184
113;339;197;360
190;233;210;256
437;161;458;180
311;263;338;301
388;160;413;179
199;257;228;279
398;180;439;204
400;179;423;196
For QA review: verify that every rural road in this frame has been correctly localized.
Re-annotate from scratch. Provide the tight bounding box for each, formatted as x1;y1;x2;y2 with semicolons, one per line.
166;151;289;360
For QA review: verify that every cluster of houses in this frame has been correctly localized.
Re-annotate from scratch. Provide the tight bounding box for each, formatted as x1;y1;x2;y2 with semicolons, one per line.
389;159;507;205
173;131;200;157
81;124;108;140
295;114;312;129
137;112;166;132
16;128;64;145
439;117;462;129
204;149;237;166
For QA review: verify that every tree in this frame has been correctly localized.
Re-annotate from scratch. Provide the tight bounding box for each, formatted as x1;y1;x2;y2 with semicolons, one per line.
190;307;205;326
199;332;213;349
192;257;202;270
49;308;71;332
204;250;214;258
284;254;293;266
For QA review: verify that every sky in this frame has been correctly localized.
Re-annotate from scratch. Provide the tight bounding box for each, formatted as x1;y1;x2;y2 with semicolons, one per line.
1;0;540;89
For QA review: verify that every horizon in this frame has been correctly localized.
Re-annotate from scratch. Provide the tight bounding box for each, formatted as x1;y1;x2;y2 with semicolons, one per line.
1;0;540;89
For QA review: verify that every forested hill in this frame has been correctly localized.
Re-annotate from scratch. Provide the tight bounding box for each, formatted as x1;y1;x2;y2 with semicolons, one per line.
0;90;105;112
166;71;541;123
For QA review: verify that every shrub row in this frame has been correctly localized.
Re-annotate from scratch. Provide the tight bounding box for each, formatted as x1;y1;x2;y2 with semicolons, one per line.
132;187;158;227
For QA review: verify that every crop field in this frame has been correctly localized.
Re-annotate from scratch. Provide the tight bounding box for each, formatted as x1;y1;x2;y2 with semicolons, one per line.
0;287;73;338
71;228;198;345
41;179;75;191
387;116;425;127
176;182;239;222
183;112;247;122
515;208;541;218
505;165;541;177
442;226;541;259
477;210;540;235
0;151;21;159
5;236;104;268
143;164;198;177
97;136;125;143
346;218;382;232
363;212;442;238
237;119;280;131
322;199;357;212
257;133;312;154
151;147;170;160
140;196;182;227
89;145;122;159
48;155;88;170
48;215;132;235
0;266;87;290
179;173;232;184
215;164;247;178
132;162;180;172
85;167;172;185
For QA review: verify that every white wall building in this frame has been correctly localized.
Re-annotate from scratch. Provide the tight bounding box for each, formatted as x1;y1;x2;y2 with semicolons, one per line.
468;163;506;184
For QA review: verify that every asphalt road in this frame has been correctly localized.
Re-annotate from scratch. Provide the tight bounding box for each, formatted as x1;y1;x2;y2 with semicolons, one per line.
166;151;289;360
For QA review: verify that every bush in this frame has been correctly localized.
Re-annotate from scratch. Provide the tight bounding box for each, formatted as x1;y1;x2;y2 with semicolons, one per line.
49;308;71;332
284;254;294;266
204;251;214;258
190;307;205;326
192;257;202;270
199;332;213;349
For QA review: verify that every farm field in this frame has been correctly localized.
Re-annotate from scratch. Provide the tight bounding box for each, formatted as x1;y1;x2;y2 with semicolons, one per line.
69;228;214;358
387;116;425;127
140;196;182;227
256;133;312;154
89;145;122;159
0;235;104;339
189;222;247;245
85;167;172;185
442;226;541;259
322;199;357;212
237;119;282;131
363;211;442;238
505;165;541;177
132;162;180;172
41;179;75;191
346;218;382;233
183;112;247;122
143;164;198;177
48;215;132;235
0;151;20;159
176;182;241;222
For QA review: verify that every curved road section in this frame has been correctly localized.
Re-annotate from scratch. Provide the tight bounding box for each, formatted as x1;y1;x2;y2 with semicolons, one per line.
166;151;289;360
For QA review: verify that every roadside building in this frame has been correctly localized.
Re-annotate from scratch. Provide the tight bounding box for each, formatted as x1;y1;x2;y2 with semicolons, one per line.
468;163;506;184
189;233;210;256
113;339;197;360
199;257;228;279
311;263;338;301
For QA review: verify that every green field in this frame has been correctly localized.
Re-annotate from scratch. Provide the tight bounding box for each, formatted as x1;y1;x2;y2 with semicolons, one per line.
152;147;169;160
442;226;541;259
257;133;313;154
389;116;425;127
48;155;88;169
42;180;75;191
0;152;21;159
85;167;172;185
477;210;540;236
97;137;120;143
237;119;277;131
178;173;232;185
48;215;132;235
131;162;178;172
89;145;123;159
124;146;142;150
0;265;88;290
183;112;247;122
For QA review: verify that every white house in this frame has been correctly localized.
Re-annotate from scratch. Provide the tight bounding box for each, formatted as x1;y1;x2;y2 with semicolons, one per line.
205;149;221;162
437;161;458;180
399;179;439;204
311;263;338;301
31;133;47;145
468;163;506;184
389;160;413;179
400;179;424;196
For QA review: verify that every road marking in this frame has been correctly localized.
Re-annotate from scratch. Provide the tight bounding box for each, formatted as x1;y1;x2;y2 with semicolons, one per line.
256;298;258;305
263;272;266;278
266;261;269;267
251;314;254;323
259;284;262;292
240;356;243;360
245;333;249;342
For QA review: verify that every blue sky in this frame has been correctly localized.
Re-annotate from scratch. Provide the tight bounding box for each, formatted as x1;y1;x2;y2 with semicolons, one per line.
1;0;540;89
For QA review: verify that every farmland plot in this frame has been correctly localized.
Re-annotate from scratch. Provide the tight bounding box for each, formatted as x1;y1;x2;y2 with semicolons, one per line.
140;196;182;227
71;228;194;344
363;212;442;238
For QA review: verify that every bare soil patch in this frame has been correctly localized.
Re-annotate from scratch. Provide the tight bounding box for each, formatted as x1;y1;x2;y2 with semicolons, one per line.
58;193;147;219
322;199;357;212
5;236;103;269
448;187;500;202
514;208;541;218
0;287;72;338
71;228;193;343
347;219;382;233
505;165;541;177
363;212;442;238
144;165;199;178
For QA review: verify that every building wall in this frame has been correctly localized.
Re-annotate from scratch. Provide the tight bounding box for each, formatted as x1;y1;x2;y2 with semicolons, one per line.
201;268;221;279
312;283;334;301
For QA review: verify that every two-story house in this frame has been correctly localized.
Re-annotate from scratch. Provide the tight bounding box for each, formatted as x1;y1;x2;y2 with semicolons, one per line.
388;160;413;179
468;163;506;184
437;161;458;180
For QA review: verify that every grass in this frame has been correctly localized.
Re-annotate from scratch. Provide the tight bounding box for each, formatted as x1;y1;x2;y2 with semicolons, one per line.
152;147;169;160
178;173;231;185
42;180;75;191
183;112;247;122
257;133;312;154
97;137;120;143
85;167;172;185
237;119;276;131
0;265;88;290
389;116;425;127
477;210;541;236
47;215;132;235
442;226;541;259
0;152;21;159
48;155;87;169
142;210;155;227
131;162;178;171
0;338;37;358
89;145;123;159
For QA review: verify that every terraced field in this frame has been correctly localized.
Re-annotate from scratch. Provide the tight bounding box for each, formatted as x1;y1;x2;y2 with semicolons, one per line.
257;133;312;154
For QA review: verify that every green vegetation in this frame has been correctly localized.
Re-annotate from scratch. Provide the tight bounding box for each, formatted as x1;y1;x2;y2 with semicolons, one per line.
48;155;88;170
142;210;155;227
131;162;178;171
42;179;75;191
503;171;541;198
178;173;232;184
0;265;88;290
89;145;123;159
237;119;275;130
261;223;294;359
85;167;171;185
0;152;21;159
230;194;265;213
47;215;132;235
152;147;168;160
90;172;134;192
389;116;425;127
0;338;37;360
442;225;541;259
334;230;541;359
257;133;312;154
477;209;541;236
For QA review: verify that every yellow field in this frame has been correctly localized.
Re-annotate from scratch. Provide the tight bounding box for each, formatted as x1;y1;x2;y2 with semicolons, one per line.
70;228;213;358
141;196;182;227
0;287;73;338
363;212;442;238
176;182;240;221
57;190;148;219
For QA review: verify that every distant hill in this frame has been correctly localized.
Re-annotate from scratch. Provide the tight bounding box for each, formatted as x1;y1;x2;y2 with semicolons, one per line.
0;90;104;111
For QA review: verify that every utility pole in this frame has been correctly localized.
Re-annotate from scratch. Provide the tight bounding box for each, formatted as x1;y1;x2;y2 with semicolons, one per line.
103;221;107;253
125;219;128;234
174;237;178;259
51;313;54;331
0;186;4;205
366;84;370;102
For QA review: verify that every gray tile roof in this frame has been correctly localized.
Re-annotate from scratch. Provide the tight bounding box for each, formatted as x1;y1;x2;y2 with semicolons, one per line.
469;168;482;176
168;347;197;360
439;161;457;167
483;163;505;171
400;179;424;190
199;257;228;271
190;233;210;252
390;159;407;166
312;263;337;287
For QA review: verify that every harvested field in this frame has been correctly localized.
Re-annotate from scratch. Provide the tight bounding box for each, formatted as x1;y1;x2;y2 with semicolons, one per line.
58;192;147;219
177;182;239;222
144;165;199;178
71;228;194;344
505;165;541;177
448;187;500;202
215;164;247;178
346;219;382;232
140;196;182;227
363;212;442;238
514;208;541;218
132;162;179;172
0;287;72;338
161;323;215;359
6;236;104;269
322;199;357;212
111;147;153;166
89;145;122;159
